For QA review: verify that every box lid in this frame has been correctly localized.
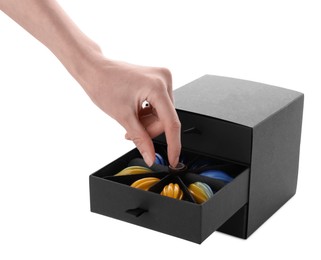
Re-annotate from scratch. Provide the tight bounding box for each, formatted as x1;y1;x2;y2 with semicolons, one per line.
174;75;303;127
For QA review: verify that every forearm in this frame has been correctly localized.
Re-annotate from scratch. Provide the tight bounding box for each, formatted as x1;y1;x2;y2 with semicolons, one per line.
0;0;102;84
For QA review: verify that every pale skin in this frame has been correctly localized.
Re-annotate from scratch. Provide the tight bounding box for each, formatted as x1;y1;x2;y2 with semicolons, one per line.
0;0;181;167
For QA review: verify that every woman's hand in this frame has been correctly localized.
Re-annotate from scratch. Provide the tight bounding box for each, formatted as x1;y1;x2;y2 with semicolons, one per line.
79;58;181;167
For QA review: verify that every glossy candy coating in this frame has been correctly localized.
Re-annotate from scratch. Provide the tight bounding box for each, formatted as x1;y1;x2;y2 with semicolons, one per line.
154;153;166;165
160;183;183;200
130;177;160;191
114;166;153;176
200;170;233;183
188;182;214;204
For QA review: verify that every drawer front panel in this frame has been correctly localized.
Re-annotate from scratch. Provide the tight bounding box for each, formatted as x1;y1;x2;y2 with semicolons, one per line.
90;176;203;243
156;110;252;164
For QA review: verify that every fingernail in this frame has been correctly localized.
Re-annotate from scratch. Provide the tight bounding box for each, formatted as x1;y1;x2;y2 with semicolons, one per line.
142;152;154;167
170;157;179;168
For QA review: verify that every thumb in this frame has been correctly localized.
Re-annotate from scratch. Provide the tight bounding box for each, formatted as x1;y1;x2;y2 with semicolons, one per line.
123;113;155;167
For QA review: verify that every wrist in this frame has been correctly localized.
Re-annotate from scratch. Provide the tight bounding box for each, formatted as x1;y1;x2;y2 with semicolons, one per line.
56;35;108;94
55;35;102;78
67;42;116;101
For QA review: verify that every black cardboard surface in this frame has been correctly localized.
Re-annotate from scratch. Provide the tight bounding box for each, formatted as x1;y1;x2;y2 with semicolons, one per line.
173;75;303;127
248;94;304;236
156;110;252;164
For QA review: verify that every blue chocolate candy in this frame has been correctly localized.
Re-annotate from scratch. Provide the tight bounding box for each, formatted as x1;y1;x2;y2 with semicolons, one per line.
155;153;166;165
200;170;233;183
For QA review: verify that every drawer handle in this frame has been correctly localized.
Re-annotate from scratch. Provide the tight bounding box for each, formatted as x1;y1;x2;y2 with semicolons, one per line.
183;127;202;135
126;207;148;217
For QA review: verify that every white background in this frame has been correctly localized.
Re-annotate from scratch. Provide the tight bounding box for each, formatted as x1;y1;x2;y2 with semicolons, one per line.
1;0;320;259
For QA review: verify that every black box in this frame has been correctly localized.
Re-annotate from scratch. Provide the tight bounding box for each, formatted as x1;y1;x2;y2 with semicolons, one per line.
90;75;304;243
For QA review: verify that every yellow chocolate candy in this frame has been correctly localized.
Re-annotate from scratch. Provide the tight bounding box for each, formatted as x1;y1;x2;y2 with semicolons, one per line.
160;183;183;200
188;182;213;204
115;166;153;176
131;177;160;191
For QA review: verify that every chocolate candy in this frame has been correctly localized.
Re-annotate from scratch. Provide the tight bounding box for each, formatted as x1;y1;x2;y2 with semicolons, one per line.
160;183;183;200
130;177;160;190
114;166;153;176
200;170;233;183
188;182;214;204
115;152;235;204
154;153;166;165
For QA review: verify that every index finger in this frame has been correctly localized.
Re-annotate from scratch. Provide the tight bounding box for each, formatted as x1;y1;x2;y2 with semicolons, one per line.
149;91;181;167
